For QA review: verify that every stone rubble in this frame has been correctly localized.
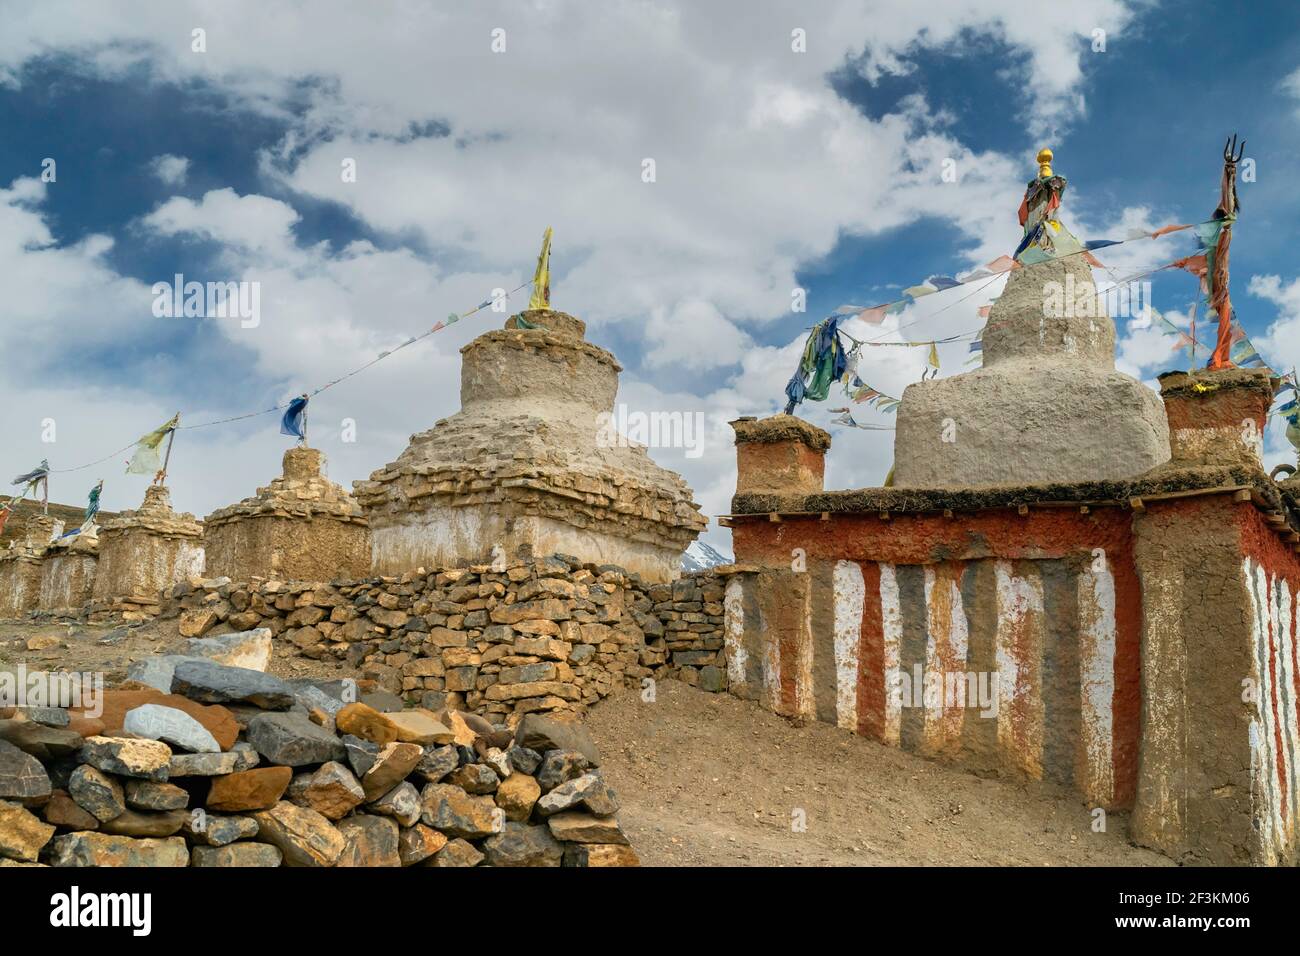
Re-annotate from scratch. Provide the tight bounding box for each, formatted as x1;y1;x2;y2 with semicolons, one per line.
0;653;639;867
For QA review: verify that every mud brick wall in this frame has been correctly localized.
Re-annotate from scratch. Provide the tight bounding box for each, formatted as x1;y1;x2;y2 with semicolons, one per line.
725;507;1141;810
1132;494;1300;865
166;560;725;722
37;544;99;617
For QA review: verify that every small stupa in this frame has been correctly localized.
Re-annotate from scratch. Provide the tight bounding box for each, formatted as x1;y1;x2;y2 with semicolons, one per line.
0;514;54;618
92;484;204;618
204;446;370;582
892;148;1171;487
356;236;706;581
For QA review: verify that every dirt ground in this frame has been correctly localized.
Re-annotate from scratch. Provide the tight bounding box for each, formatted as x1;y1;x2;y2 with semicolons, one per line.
2;619;1171;867
586;679;1172;867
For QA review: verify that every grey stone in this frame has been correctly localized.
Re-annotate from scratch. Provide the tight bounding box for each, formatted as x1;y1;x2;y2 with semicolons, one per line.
169;751;253;777
170;659;295;709
79;737;171;781
342;735;380;778
13;706;69;727
47;833;189;867
534;771;619;817
0;721;84;760
368;781;421;828
184;812;259;847
481;821;563;867
415;744;458;783
698;665;726;693
191;843;282;867
506;745;542;776
514;714;600;765
0;739;51;801
180;627;272;671
246;712;345;767
536;750;591;792
123;703;221;754
125;654;206;693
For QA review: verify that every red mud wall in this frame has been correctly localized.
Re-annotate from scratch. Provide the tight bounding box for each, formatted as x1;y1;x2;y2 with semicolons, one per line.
728;507;1141;809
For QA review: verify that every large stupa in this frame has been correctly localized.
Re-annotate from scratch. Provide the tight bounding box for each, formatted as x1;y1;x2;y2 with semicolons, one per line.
355;308;706;581
892;149;1171;487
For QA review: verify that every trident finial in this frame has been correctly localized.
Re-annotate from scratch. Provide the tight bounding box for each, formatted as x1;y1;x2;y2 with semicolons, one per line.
1036;148;1054;178
529;226;553;311
1224;134;1245;165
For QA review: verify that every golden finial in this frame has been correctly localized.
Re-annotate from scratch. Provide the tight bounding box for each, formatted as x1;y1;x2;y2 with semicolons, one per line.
1037;148;1054;179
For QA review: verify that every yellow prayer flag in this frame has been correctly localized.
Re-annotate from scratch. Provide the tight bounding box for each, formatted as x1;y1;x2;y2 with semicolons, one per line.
529;227;553;310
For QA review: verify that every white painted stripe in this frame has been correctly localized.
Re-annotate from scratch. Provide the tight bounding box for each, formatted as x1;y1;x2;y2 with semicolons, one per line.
723;577;747;688
1276;577;1299;844
1078;552;1117;807
1247;559;1283;860
879;563;903;747
832;560;865;732
994;560;1045;777
922;565;969;751
761;588;782;713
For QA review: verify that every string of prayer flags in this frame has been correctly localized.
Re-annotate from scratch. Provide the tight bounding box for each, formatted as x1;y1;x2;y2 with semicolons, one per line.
828;408;895;431
12;460;50;489
280;395;309;440
847;379;901;413
126;415;179;476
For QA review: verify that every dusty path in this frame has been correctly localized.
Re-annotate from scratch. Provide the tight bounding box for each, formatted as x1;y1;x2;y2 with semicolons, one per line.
586;679;1171;867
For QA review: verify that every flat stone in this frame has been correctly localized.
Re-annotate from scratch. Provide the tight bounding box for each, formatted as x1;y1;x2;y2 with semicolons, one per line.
398;823;447;865
125;780;189;812
545;811;629;844
514;714;600;765
191;843;282;867
42;790;100;831
360;690;406;713
251;801;345;867
303;762;364;820
563;843;640;867
171;659;294;710
414;744;458;784
369;780;421;827
428;837;484;867
482;821;564;867
337;814;401;867
537;750;591;792
0;720;85;760
180;628;273;671
11;706;69;727
206;767;293;812
385;710;454;746
99;808;188;838
0;739;51;801
246;712;345;767
80;736;171;781
535;771;618;817
125;654;207;693
495;773;541;822
419;783;505;839
361;742;423;801
179;607;220;637
71;689;239;750
184;813;259;847
47;833;189;867
0;799;55;862
123;703;221;754
68;765;125;822
168;750;255;777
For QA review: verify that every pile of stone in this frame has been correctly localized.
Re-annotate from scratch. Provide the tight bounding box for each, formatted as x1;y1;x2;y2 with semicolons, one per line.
0;634;637;867
164;556;727;719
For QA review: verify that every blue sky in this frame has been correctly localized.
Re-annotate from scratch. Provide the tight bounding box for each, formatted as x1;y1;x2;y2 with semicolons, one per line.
1;1;1299;553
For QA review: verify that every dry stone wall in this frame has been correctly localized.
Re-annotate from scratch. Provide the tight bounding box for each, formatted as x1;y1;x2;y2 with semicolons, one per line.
165;559;727;721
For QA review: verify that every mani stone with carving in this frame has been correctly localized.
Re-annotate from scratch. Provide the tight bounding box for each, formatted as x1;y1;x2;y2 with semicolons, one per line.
892;253;1170;488
203;446;370;582
355;309;707;582
91;485;204;616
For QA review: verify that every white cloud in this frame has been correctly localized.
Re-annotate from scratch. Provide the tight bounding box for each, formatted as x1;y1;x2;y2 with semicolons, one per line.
149;154;190;186
0;0;1147;549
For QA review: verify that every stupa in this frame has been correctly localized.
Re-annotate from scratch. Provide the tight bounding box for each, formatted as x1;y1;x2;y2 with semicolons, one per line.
0;514;54;618
91;484;204;620
204;446;370;582
355;308;707;582
892;149;1170;487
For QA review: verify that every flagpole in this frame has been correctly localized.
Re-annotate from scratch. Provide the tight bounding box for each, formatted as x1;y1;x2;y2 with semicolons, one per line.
157;412;180;486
